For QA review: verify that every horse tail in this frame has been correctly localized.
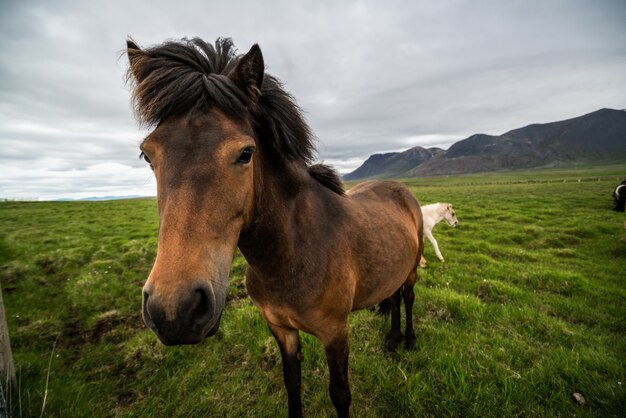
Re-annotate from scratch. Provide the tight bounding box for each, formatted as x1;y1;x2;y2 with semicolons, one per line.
376;298;392;316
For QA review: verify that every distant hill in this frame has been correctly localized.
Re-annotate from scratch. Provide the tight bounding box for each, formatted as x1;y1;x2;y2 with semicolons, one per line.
345;108;626;180
54;195;148;202
343;146;443;180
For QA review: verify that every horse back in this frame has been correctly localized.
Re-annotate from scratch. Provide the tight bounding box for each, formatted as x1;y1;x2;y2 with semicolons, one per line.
348;181;422;223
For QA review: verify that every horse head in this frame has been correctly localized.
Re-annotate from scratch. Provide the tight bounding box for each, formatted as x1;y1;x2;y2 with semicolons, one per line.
127;39;264;345
443;203;459;227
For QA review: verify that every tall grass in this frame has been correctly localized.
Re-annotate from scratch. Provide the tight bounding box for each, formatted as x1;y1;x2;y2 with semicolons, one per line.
1;165;625;417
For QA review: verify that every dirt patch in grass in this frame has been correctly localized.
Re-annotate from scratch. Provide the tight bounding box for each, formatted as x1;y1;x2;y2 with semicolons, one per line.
425;302;452;322
90;310;144;343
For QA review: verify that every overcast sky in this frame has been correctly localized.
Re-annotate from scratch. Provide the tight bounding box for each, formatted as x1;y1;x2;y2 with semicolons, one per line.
1;0;625;200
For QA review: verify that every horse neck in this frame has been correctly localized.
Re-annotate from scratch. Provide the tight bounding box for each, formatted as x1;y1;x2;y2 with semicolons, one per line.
424;203;445;223
237;155;318;277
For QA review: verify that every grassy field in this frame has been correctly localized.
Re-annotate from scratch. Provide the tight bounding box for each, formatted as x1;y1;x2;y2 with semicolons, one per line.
1;164;625;417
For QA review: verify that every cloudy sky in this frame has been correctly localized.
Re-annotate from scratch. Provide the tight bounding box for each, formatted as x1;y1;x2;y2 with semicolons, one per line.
1;0;625;200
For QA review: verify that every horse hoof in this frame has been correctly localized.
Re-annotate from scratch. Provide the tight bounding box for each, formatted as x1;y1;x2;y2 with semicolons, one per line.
405;337;416;351
386;333;403;352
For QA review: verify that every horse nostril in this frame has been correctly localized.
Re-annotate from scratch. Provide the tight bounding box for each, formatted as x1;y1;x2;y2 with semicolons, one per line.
143;290;165;332
142;291;151;326
191;286;213;326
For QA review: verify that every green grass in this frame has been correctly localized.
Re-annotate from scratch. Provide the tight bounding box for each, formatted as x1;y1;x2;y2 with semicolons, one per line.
1;164;625;417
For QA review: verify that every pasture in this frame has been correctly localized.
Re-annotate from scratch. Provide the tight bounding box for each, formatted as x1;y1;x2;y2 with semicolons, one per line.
1;164;625;417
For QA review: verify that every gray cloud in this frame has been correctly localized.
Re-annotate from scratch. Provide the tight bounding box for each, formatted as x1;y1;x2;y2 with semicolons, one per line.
1;0;625;199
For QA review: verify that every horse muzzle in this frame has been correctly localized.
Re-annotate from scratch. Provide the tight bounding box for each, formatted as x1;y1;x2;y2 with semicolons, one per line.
142;281;225;345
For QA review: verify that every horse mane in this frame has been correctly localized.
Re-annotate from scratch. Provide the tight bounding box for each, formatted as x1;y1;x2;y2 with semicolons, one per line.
308;164;345;195
127;37;315;165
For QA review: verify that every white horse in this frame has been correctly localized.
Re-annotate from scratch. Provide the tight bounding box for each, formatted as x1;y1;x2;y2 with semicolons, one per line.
419;203;458;267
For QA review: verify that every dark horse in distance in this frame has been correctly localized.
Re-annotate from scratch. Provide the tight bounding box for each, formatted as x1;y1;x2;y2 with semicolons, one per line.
613;180;626;212
126;37;424;417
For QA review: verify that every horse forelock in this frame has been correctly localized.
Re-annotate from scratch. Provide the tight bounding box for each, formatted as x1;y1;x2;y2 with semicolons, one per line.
127;38;243;124
127;37;316;166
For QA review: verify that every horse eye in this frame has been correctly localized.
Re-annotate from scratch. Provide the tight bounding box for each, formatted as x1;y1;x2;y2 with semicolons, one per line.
140;152;154;170
237;147;255;164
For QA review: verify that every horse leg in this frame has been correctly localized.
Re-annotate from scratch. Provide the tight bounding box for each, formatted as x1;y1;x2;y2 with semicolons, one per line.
425;229;444;262
268;323;303;418
403;270;417;350
321;324;351;418
386;288;403;352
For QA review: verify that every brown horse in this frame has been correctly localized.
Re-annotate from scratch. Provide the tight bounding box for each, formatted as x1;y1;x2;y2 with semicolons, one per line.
126;37;424;418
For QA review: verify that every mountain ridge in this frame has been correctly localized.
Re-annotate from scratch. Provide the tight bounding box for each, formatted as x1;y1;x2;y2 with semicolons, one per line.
344;108;626;180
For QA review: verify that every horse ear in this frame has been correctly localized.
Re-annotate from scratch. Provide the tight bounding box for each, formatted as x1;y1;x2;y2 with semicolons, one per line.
126;38;144;82
229;44;264;103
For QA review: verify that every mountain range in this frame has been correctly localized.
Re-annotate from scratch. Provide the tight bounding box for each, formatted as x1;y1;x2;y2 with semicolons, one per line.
344;108;626;180
54;195;147;201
